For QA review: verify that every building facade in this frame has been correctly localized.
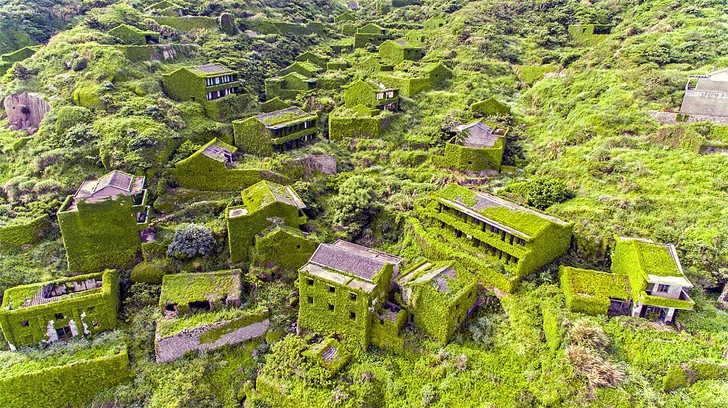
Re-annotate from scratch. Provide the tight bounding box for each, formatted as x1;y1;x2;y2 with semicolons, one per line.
162;64;242;118
343;80;399;111
232;107;318;156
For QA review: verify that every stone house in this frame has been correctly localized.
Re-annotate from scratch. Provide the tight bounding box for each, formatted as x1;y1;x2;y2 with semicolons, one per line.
265;72;317;100
415;184;573;292
226;180;308;262
0;270;119;350
295;51;329;69
443;121;508;171
343;80;399;111
328;104;393;141
298;240;405;348
280;61;324;78
162;64;242;118
57;171;150;272
561;237;694;324
396;260;477;343
232;107;318;156
378;39;423;65
156;270;270;362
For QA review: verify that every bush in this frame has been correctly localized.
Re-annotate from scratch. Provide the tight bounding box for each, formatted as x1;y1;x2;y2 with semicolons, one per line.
512;177;572;210
130;260;168;284
166;224;216;259
55;106;93;136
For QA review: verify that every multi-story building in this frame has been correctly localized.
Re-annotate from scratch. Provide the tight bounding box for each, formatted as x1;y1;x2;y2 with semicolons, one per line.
443;121;508;171
378;39;423;65
57;171;150;272
232;107;318;156
416;184;573;292
298;240;404;348
0;270;119;350
162;64;242;118
343;80;399;111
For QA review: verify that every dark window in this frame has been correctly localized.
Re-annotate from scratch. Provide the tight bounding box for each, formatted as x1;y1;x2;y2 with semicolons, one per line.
20;320;29;327
93;321;100;328
349;312;356;320
86;307;95;314
188;300;211;313
349;292;357;301
307;278;314;286
328;303;335;311
55;313;65;320
657;284;670;292
296;244;301;249
308;296;314;304
328;286;336;293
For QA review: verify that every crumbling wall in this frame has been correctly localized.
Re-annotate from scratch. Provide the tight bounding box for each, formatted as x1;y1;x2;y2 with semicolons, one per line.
155;311;270;363
3;92;51;134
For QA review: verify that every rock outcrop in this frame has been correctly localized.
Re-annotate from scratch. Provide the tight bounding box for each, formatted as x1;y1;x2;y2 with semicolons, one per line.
3;91;51;134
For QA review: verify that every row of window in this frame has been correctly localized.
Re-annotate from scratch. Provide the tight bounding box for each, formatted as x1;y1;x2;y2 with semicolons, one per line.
305;278;358;301
438;204;527;246
205;75;236;87
306;296;357;320
375;91;396;100
446;223;520;266
271;120;315;138
206;86;237;101
272;133;316;152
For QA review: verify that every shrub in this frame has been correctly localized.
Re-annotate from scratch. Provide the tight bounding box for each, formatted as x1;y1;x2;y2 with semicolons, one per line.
513;177;571;210
55;106;93;136
166;224;216;259
130;260;168;284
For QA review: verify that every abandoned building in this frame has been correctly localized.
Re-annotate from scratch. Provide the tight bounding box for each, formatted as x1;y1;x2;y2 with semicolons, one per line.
265;72;318;100
343;80;399;111
226;180;308;263
354;23;388;48
378;39;423;64
295;51;329;69
0;270;120;350
443;121;508;171
108;24;160;45
396;260;477;343
162;64;241;118
415;184;573;292
679;68;728;122
561;237;694;324
232;107;318;156
57;171;150;272
156;270;270;362
298;240;405;348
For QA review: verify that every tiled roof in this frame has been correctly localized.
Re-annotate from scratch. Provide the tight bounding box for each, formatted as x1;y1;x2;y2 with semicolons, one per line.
73;171;145;204
202;143;234;162
193;64;231;74
308;240;402;282
454;121;501;148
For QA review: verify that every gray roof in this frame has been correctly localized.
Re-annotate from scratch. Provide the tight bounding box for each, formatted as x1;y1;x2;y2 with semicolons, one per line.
680;68;728;117
202;143;234;162
194;64;230;74
454;121;501;148
73;171;145;204
308;240;402;282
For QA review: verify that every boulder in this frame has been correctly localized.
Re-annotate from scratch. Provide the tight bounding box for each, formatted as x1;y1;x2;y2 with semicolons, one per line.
3;91;51;134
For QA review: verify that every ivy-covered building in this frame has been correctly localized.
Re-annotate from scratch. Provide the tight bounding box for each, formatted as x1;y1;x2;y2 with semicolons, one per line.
0;270;120;350
414;184;573;292
278;61;324;78
226;181;308;262
343;80;399;111
108;24;160;45
232;107;318;156
58;171;150;272
295;51;329;69
328;104;393;141
156;270;270;362
443;121;508;171
471;97;511;116
396;260;477;343
354;23;388;48
162;64;242;118
378;39;423;64
378;62;453;97
298;240;404;348
265;72;316;100
561;237;694;324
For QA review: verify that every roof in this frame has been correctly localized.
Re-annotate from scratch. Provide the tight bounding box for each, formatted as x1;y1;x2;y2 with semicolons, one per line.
398;261;474;300
73;171;145;205
201;140;236;162
160;270;241;306
1;271;111;311
306;240;402;282
560;266;632;304
188;64;234;77
345;79;397;93
680;68;728;117
242;180;306;213
616;237;693;287
436;184;569;239
454;121;503;148
254;107;316;129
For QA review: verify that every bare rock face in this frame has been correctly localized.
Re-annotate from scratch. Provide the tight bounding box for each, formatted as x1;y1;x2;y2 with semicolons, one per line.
3;91;51;134
294;154;338;177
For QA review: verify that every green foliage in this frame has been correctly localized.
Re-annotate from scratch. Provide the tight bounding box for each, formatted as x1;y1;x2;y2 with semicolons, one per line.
166;224;216;259
330;175;384;239
54;106;93;136
560;266;630;315
0;215;51;251
130;260;168;284
507;177;572;210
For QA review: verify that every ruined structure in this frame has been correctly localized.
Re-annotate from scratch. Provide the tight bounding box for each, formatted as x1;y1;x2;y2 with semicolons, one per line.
412;184;573;292
343;80;399;111
561;237;695;324
108;24;160;44
3;92;51;134
155;270;270;362
162;63;242;118
57;171;150;272
232;107;318;156
679;68;728;123
0;270;119;350
443;121;508;171
396;260;477;343
297;240;406;349
378;39;423;64
226;180;308;263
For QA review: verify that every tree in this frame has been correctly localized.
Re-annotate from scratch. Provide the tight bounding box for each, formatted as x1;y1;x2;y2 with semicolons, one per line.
166;224;216;259
330;175;383;239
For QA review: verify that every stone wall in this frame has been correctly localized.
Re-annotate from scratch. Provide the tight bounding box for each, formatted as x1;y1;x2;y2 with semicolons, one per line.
155;315;270;363
3;92;51;134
